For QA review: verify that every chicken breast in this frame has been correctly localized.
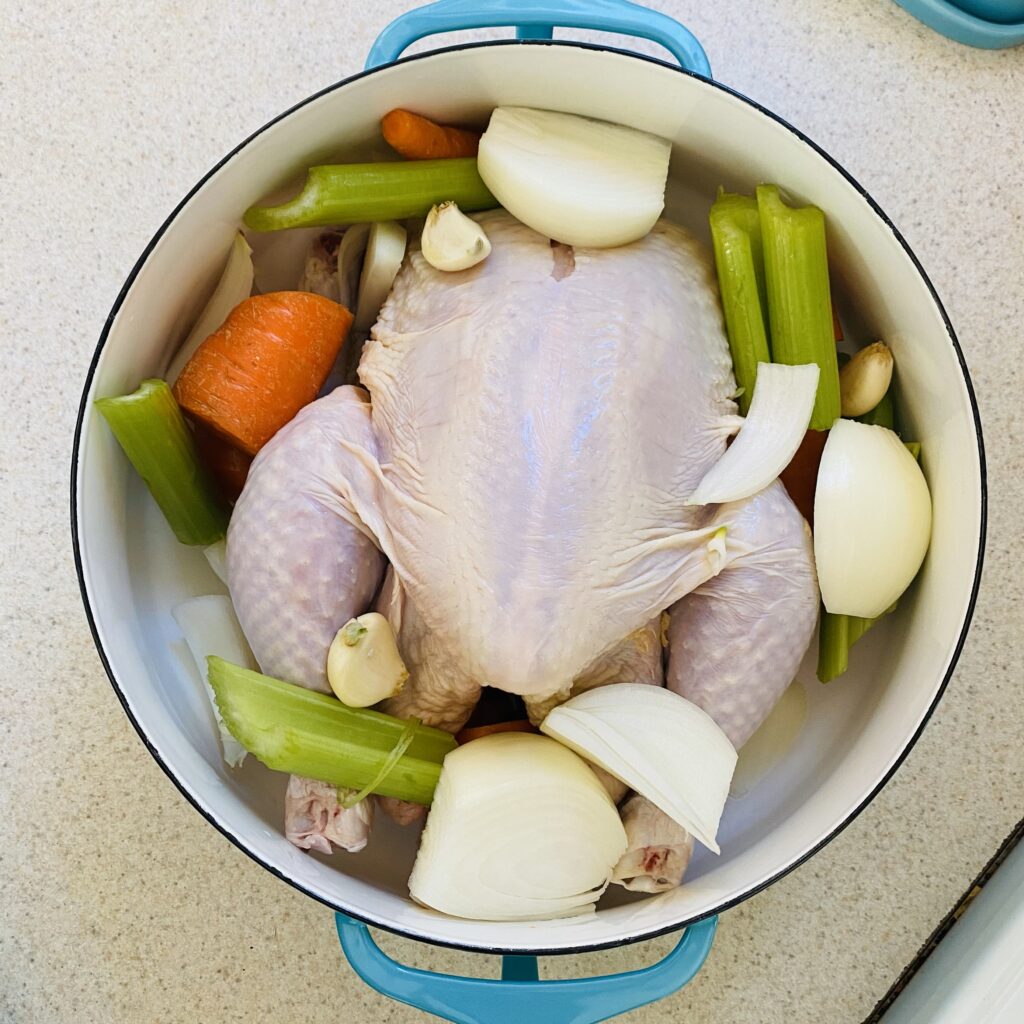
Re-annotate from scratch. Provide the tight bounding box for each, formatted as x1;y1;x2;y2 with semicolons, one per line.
357;210;740;705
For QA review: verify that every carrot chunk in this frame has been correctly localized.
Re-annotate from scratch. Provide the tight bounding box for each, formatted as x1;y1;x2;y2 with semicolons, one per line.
456;721;536;745
780;428;829;527
381;109;480;161
192;423;253;502
174;292;351;455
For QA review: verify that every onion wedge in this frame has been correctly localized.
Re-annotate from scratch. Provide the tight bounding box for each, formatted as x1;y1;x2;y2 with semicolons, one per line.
353;220;406;331
409;733;626;921
172;595;256;767
477;107;671;248
541;685;736;853
203;538;228;586
336;223;370;310
167;232;254;384
686;362;820;507
814;419;931;618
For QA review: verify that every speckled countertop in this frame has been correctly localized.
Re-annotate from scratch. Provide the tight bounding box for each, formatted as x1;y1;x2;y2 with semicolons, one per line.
2;1;1022;1021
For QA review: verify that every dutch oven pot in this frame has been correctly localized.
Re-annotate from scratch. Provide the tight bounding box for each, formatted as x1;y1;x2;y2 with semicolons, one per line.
73;1;986;1019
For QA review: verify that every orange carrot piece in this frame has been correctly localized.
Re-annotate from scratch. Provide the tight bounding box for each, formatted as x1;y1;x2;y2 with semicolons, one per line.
192;423;252;502
456;720;536;745
381;109;480;161
174;292;351;455
780;428;829;527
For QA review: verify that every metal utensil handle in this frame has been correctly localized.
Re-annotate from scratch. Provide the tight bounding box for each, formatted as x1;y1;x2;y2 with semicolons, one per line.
364;0;711;76
336;913;716;1024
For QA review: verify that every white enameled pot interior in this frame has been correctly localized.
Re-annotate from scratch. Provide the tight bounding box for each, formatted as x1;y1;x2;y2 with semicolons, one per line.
75;43;983;953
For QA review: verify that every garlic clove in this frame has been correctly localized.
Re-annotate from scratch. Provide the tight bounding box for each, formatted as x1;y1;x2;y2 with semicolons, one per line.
839;341;894;417
421;201;492;272
327;612;409;707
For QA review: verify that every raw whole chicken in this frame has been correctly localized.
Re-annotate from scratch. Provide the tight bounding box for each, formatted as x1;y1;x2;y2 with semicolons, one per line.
227;210;818;874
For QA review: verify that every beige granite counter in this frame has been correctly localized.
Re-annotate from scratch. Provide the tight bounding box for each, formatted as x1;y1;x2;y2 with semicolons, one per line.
2;1;1022;1021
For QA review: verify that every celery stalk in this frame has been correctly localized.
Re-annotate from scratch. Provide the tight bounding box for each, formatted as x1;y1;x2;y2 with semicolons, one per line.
709;192;772;414
757;185;841;430
816;610;850;683
846;614;872;647
818;609;877;683
818;598;902;683
244;159;497;232
207;658;456;805
341;717;419;809
95;379;228;546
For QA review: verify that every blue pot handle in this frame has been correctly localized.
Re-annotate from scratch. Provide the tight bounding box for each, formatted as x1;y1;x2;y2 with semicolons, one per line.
336;913;717;1024
365;0;711;77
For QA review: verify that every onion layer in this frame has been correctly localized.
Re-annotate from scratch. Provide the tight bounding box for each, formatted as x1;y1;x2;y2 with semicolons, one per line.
336;223;370;311
409;733;626;921
172;595;257;767
541;685;736;853
687;362;820;506
814;419;932;618
167;232;253;384
203;539;229;586
353;221;406;331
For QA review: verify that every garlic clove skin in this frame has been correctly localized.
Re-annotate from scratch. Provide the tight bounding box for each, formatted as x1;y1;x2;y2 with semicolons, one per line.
421;202;492;272
840;341;894;417
327;612;409;707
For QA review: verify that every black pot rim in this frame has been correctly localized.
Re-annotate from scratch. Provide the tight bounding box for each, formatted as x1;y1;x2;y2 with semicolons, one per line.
71;38;987;957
